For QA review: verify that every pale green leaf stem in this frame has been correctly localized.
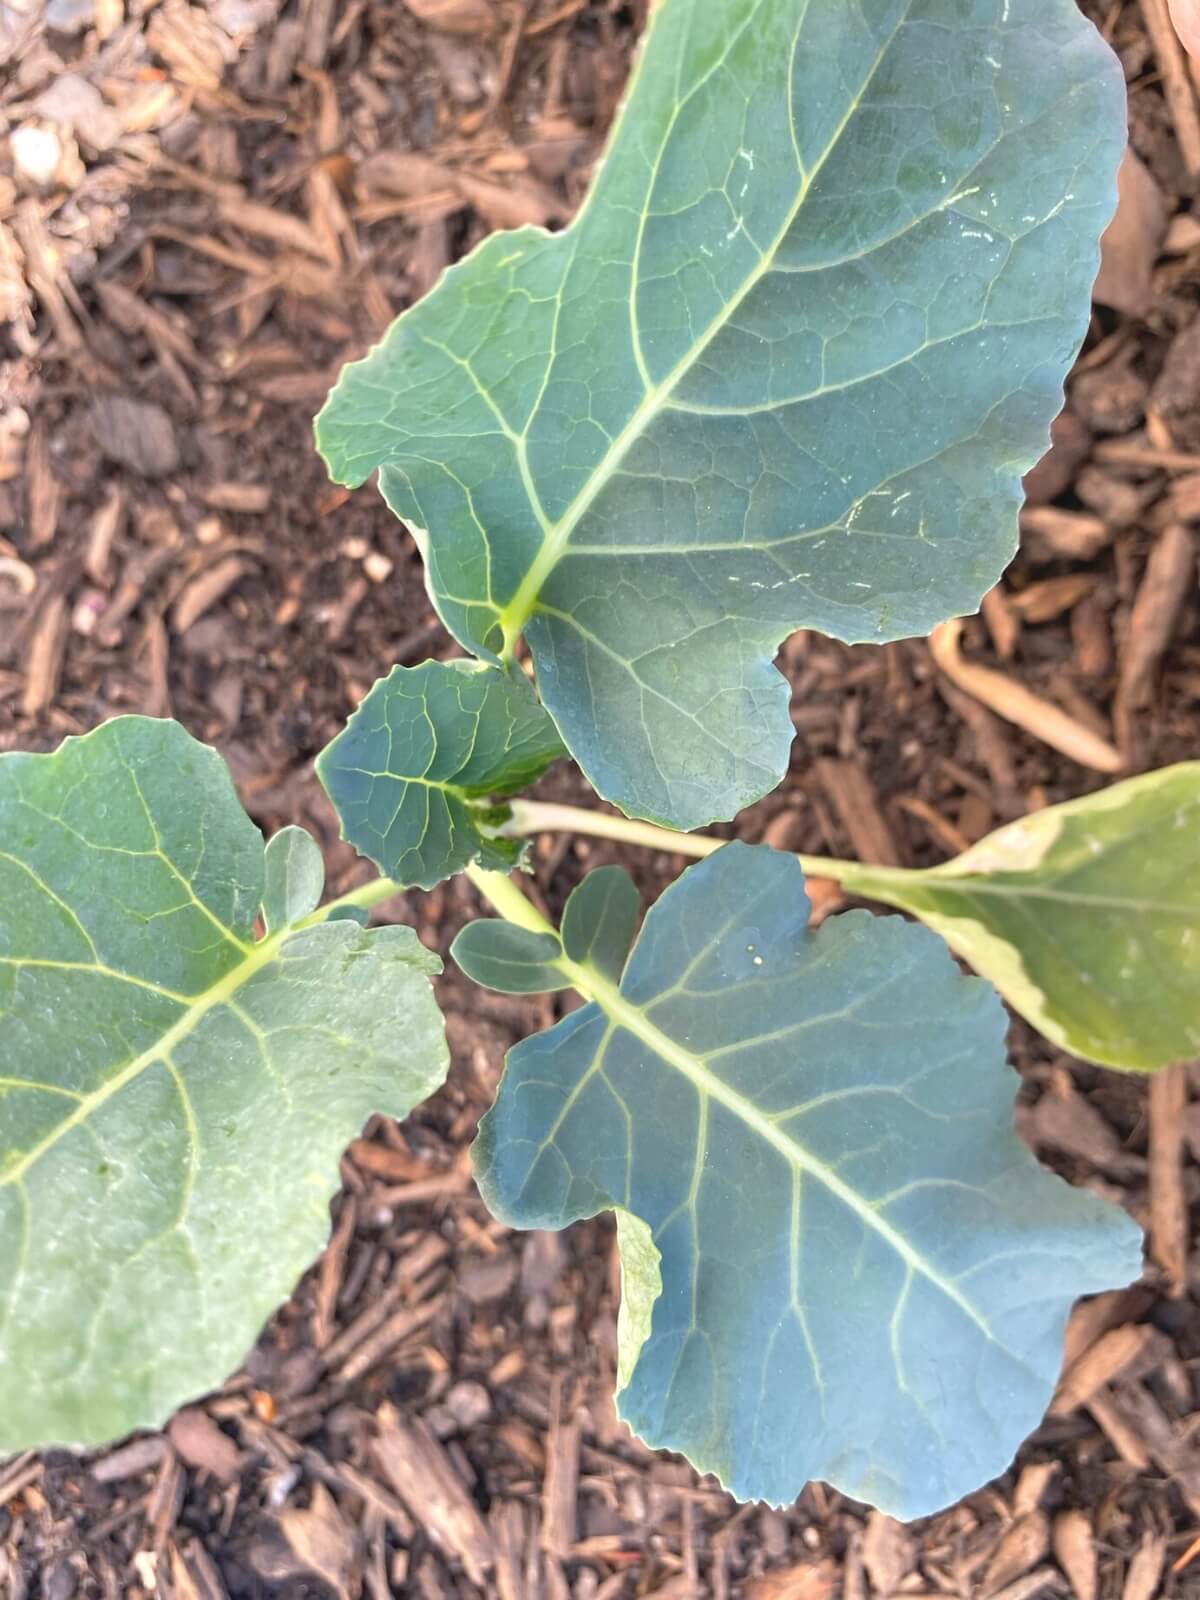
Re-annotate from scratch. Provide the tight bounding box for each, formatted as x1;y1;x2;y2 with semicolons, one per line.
505;768;1200;1074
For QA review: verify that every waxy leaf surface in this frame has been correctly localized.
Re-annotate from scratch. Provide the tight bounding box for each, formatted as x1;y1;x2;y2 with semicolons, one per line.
454;865;640;992
318;0;1124;829
261;825;325;934
318;660;564;890
560;865;640;982
0;717;448;1450
474;845;1142;1518
840;764;1200;1072
452;921;569;993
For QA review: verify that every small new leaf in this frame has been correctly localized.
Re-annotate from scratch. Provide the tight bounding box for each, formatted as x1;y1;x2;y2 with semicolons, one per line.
561;865;640;982
839;763;1200;1072
452;921;568;993
318;660;564;890
262;826;325;933
453;865;641;992
317;0;1124;830
474;844;1142;1519
0;717;448;1450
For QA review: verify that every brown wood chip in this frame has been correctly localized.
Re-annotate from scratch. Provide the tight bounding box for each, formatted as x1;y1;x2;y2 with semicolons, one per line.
279;1482;358;1596
1009;574;1095;624
1071;594;1112;679
1087;1387;1154;1470
22;588;69;716
1024;1083;1143;1180
1052;1323;1171;1415
167;1409;244;1485
202;482;272;513
1149;1064;1190;1295
987;1569;1061;1600
24;417;59;550
744;1561;836;1600
171;555;250;634
813;756;904;867
372;1407;494;1587
1095;149;1167;317
983;1513;1050;1596
861;1511;914;1597
402;0;496;36
1122;1531;1166;1600
540;1382;580;1560
1019;506;1112;563
982;584;1020;660
1140;0;1200;178
85;484;125;586
1115;524;1197;757
91;394;180;478
91;1436;169;1484
1052;1509;1096;1600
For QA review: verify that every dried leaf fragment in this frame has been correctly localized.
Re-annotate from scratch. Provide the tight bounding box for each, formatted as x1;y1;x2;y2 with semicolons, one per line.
929;619;1123;773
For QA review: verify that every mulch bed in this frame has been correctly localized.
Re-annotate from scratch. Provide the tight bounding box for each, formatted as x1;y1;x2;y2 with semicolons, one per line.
2;0;1200;1595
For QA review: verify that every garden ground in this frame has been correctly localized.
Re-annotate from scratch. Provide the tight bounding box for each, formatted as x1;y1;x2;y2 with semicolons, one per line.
2;0;1200;1594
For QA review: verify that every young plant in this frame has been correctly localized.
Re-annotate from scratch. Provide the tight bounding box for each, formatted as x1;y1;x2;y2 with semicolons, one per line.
2;0;1195;1526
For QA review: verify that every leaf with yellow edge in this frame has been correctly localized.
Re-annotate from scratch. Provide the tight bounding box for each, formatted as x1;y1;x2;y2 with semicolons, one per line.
838;764;1200;1072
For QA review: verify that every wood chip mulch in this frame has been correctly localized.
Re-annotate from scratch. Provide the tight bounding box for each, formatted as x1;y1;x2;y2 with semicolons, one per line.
1;0;1200;1595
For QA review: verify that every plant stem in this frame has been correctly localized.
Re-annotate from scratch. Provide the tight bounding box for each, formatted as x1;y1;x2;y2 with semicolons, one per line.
465;863;557;936
464;865;605;1007
315;874;409;921
311;800;916;939
505;798;865;883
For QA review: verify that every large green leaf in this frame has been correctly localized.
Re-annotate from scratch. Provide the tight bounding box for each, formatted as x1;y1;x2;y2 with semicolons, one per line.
318;659;564;890
474;845;1142;1519
0;717;447;1450
836;764;1200;1073
317;0;1124;830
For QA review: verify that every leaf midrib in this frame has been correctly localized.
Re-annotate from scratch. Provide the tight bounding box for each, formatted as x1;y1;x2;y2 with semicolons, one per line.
559;948;1001;1347
868;877;1200;918
0;929;285;1189
839;778;1200;919
494;4;914;654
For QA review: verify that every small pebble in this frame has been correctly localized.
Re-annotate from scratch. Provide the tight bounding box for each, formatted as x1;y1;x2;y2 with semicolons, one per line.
11;124;63;189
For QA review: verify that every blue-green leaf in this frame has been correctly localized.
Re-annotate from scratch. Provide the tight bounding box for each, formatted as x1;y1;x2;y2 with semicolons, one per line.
261;826;325;933
452;920;568;993
473;843;1142;1519
317;0;1124;830
317;660;564;891
561;865;640;982
0;717;448;1450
